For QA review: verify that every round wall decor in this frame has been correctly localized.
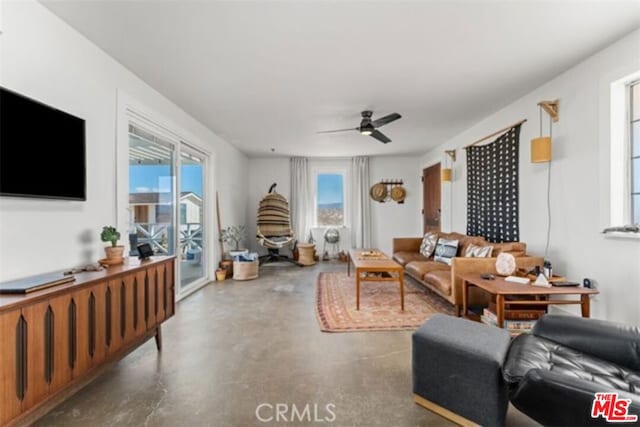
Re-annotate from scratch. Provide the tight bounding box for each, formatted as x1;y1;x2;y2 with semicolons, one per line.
369;183;387;202
390;186;406;203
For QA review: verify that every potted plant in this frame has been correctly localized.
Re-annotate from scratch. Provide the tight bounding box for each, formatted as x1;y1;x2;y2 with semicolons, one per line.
216;267;227;281
221;225;247;256
100;225;124;261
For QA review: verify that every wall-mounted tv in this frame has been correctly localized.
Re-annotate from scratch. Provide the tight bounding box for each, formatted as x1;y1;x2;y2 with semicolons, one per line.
0;87;86;200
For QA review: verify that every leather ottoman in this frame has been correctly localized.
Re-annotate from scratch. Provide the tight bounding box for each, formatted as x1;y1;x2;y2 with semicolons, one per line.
412;314;511;427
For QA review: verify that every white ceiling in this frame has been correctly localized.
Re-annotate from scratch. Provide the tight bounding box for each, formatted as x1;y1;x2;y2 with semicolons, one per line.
41;1;640;158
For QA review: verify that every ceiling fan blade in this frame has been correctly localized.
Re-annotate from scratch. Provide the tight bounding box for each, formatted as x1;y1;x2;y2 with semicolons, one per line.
370;130;391;143
316;128;358;134
372;113;401;128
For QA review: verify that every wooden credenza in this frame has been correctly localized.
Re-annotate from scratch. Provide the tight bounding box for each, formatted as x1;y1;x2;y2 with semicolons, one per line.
0;256;175;426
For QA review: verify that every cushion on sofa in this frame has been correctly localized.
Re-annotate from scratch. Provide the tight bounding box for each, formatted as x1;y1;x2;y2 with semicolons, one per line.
393;251;428;266
492;242;526;257
459;236;488;257
464;243;493;258
433;238;459;265
405;261;450;280
436;232;487;257
419;232;438;258
422;270;453;296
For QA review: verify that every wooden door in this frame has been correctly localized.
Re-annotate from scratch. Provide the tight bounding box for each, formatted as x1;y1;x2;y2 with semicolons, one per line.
48;293;73;394
134;271;147;338
0;309;23;425
155;265;166;323
22;300;50;411
92;283;107;366
164;260;175;318
107;279;123;355
146;266;157;330
72;287;92;377
122;274;137;345
422;163;442;233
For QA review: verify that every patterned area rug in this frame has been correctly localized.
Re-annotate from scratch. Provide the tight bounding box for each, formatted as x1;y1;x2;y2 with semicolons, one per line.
315;272;454;332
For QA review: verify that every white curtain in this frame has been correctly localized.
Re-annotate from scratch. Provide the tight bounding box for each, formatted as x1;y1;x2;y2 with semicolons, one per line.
351;156;371;248
290;157;312;242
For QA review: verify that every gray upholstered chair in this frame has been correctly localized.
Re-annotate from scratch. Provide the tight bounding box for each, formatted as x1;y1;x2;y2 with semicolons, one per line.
412;314;511;427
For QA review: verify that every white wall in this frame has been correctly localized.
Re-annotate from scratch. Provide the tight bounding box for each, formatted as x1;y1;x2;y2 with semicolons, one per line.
246;155;421;256
369;156;422;254
419;29;640;325
0;1;248;281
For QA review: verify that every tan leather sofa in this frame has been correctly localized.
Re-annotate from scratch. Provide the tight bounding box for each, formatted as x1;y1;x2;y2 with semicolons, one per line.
392;232;544;316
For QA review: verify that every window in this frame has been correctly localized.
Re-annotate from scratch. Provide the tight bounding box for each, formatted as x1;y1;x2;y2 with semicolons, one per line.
180;203;187;224
631;82;640;225
609;73;640;232
315;172;345;226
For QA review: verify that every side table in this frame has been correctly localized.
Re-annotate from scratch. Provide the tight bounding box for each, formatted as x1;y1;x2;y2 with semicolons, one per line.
297;243;316;266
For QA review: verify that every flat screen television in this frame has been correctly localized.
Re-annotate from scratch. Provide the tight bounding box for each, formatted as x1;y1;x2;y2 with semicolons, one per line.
0;87;86;200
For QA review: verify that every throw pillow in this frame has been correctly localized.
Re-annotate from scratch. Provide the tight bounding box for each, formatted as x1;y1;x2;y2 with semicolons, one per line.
464;243;493;258
433;238;459;265
419;232;438;258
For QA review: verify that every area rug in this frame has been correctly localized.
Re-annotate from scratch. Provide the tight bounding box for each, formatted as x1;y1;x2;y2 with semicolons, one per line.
315;272;454;332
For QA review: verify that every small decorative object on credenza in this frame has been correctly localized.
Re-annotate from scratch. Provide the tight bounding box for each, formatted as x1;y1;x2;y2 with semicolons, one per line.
99;225;124;265
137;243;154;260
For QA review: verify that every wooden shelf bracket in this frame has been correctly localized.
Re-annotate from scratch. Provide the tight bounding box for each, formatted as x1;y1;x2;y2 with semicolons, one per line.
538;100;559;122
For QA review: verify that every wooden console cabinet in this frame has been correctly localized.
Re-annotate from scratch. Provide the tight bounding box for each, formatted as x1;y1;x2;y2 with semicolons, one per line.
0;256;175;426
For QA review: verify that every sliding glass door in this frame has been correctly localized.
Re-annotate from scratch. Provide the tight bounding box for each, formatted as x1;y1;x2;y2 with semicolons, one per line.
128;124;176;258
124;110;211;301
179;145;207;292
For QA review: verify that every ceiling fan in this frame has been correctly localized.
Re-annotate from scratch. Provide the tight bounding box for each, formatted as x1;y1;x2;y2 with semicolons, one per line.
317;110;402;143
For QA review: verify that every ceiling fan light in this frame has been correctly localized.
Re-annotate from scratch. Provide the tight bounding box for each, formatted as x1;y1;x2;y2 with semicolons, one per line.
361;130;372;135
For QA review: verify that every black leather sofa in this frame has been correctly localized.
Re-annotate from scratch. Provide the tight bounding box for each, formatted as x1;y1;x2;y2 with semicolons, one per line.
503;315;640;426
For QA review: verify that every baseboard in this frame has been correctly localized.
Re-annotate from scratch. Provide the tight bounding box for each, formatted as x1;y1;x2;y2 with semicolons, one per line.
413;394;480;427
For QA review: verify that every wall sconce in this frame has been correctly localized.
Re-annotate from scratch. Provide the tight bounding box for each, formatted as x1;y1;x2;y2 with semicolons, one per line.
531;100;558;163
441;150;456;182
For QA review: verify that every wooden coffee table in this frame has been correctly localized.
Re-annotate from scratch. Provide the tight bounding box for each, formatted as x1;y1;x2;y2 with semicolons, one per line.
460;274;599;328
347;249;404;311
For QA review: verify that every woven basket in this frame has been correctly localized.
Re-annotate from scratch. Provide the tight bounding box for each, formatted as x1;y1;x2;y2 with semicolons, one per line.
297;243;316;266
233;260;259;281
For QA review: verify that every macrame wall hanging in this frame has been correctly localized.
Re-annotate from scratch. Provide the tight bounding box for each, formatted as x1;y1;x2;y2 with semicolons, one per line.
466;124;522;243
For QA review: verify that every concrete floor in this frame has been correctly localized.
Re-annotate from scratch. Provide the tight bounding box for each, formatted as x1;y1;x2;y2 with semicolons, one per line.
36;261;538;426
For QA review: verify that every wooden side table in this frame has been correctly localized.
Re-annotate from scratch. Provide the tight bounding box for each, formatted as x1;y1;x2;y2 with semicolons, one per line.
460;274;599;328
297;243;316;266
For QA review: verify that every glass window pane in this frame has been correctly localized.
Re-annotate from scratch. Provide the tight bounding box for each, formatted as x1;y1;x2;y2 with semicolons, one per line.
180;148;205;290
634;158;640;193
633;121;640;157
316;173;344;226
129;127;175;257
633;83;640;121
634;195;640;225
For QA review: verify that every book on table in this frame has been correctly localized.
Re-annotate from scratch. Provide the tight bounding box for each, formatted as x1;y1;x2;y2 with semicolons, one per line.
487;302;546;320
481;307;544;336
